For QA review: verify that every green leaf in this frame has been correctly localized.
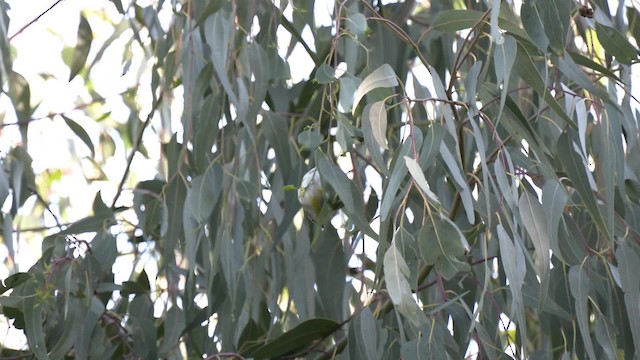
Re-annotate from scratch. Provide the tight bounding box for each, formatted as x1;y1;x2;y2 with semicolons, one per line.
158;306;186;355
23;282;49;360
121;280;149;296
357;308;382;360
62;115;95;157
380;127;423;222
49;298;81;359
557;133;609;238
569;265;596;360
418;215;470;280
403;156;440;206
542;181;567;262
513;43;576;129
317;153;376;238
315;63;335;84
431;10;486;32
347;13;367;35
431;9;529;40
0;272;31;295
54;211;115;236
615;242;640;352
297;129;324;151
69;14;93;81
595;23;637;65
518;191;550;306
540;0;567;55
109;0;125;13
497;225;526;344
205;12;239;107
365;100;388;150
554;52;613;103
494;36;517;122
439;143;475;224
384;237;427;326
250;318;340;359
187;163;222;223
7;72;31;144
361;102;388;175
568;51;621;83
339;75;361;113
595;313;618;360
352;64;398;115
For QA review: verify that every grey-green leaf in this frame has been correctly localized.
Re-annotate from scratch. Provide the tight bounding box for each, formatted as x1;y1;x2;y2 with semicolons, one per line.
69;15;93;81
62;115;95;157
569;265;596;360
518;191;550;306
352;64;398;115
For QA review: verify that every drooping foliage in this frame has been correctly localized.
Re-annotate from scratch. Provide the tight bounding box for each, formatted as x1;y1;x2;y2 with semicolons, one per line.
2;0;640;359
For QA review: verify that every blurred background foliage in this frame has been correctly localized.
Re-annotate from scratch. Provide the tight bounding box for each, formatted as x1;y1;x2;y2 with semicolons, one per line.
2;0;640;359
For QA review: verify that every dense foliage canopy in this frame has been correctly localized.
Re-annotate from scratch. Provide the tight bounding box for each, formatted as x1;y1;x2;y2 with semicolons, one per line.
2;0;640;359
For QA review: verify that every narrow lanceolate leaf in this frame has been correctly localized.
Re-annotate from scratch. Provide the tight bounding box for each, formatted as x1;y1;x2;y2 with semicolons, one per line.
404;156;440;206
595;23;637;65
569;265;596;360
439;143;475;224
362;102;389;175
352;64;398;115
62;115;94;157
380;127;423;222
615;243;640;354
367;100;388;149
494;36;516;124
187;163;223;223
497;225;526;350
250;319;340;359
317;153;376;238
23;282;50;360
542;181;567;261
205;12;238;106
69;15;93;81
557;133;609;238
384;239;427;326
490;0;503;44
518;191;550;307
513;43;576;129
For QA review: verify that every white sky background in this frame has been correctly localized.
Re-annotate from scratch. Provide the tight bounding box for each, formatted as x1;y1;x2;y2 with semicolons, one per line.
0;0;638;354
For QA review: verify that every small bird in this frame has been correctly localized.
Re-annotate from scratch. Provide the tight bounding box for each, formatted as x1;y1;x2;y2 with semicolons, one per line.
298;167;324;222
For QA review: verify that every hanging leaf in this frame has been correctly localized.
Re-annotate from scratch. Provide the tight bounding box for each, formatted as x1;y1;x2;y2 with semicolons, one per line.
249;318;340;359
497;225;527;347
69;14;93;81
518;191;550;306
352;64;398;115
404;156;440;206
384;239;427;326
569;265;596;360
62;115;95;157
366;100;388;150
595;23;637;65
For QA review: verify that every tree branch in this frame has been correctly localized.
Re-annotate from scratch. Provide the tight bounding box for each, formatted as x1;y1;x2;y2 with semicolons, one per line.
8;0;64;42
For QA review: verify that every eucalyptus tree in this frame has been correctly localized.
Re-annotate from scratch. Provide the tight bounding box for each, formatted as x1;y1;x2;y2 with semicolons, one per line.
1;0;640;359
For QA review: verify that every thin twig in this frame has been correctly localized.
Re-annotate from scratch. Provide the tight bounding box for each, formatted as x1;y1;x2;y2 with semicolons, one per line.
110;94;163;209
0;97;106;128
8;0;64;42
